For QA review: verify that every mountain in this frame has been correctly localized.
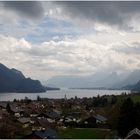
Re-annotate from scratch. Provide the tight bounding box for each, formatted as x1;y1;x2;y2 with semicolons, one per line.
47;72;121;88
47;70;140;89
123;80;140;91
112;70;140;89
0;63;46;93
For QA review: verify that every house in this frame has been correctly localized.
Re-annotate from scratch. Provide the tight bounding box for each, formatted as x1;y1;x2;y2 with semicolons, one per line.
62;114;78;127
80;116;97;128
64;112;81;123
37;118;51;128
64;116;74;123
94;114;107;124
37;111;60;122
0;108;9;119
18;117;31;128
53;109;61;115
67;112;81;119
37;113;47;118
0;102;7;111
0;102;25;117
25;128;60;139
10;105;24;117
125;128;140;139
30;113;38;117
62;112;83;127
47;118;55;123
46;111;60;120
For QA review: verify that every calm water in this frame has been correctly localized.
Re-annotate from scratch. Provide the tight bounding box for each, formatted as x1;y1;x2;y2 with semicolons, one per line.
0;89;130;101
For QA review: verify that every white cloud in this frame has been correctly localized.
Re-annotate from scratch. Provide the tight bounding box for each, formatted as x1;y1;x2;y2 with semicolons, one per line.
0;1;140;82
0;34;140;82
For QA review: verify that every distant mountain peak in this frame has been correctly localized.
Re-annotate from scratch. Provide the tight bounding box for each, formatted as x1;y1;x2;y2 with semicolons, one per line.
47;71;121;88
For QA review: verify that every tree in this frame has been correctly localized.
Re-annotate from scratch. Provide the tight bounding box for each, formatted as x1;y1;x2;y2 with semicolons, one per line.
108;102;121;129
117;98;140;138
111;95;117;105
92;96;108;107
117;98;134;137
0;116;17;138
37;95;41;101
24;96;31;103
132;102;140;128
75;96;78;100
13;99;17;102
6;103;11;113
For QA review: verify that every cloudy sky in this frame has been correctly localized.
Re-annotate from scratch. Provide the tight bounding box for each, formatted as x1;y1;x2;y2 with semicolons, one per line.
0;1;140;82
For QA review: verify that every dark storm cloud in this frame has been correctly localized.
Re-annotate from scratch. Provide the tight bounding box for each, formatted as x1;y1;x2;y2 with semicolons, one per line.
3;1;44;20
54;1;140;30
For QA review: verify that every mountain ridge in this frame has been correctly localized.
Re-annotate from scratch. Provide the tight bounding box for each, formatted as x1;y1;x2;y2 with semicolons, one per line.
47;70;140;90
47;72;121;88
0;63;46;93
123;80;140;91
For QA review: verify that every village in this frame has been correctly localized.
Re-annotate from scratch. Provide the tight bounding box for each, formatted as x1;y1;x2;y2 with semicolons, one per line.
1;93;140;139
0;94;111;139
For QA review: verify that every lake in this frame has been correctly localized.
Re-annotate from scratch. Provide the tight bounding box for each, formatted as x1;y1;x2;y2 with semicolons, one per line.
0;89;130;101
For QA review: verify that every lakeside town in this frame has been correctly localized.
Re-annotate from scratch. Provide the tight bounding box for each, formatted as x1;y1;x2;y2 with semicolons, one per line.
1;92;140;139
1;1;140;139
